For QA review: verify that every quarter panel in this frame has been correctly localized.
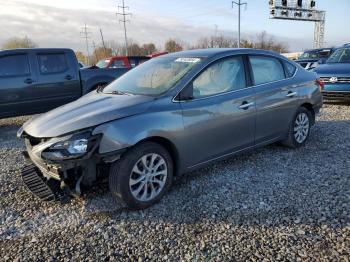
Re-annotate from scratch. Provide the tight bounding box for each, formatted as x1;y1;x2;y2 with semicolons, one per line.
92;97;186;166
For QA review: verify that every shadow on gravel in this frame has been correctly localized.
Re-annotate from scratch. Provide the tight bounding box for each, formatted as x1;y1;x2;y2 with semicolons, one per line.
0;116;31;150
2;115;349;233
80;120;350;229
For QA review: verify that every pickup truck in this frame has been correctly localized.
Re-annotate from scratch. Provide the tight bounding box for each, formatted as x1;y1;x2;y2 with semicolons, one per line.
0;48;129;118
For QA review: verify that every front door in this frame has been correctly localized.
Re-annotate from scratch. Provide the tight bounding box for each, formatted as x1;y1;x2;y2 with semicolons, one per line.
179;56;256;168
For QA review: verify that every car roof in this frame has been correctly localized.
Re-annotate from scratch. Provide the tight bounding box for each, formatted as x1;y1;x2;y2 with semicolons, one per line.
0;48;74;53
163;48;281;59
303;48;333;52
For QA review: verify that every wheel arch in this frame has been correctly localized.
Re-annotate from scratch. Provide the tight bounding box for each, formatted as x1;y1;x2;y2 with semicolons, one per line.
300;102;315;125
136;136;181;177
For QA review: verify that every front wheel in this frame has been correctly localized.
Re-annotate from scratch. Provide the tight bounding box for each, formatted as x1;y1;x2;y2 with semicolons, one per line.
109;142;173;209
282;107;312;148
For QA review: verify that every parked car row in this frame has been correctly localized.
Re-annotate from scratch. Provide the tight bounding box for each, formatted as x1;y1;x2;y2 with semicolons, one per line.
0;45;347;209
292;44;350;102
0;49;169;119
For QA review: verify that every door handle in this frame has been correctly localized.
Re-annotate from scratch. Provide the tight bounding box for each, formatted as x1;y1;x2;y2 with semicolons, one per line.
238;102;254;110
286;91;298;98
64;75;73;80
24;78;34;84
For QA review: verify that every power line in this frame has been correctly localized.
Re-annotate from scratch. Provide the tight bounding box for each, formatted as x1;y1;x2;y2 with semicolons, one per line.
232;0;247;48
116;0;132;56
80;23;92;65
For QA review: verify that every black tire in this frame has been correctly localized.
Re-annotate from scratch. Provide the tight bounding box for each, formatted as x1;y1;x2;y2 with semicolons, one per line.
109;142;173;210
282;107;312;148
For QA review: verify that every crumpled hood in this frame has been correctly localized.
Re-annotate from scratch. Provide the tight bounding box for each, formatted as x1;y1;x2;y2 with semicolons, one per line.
314;63;350;76
22;91;154;138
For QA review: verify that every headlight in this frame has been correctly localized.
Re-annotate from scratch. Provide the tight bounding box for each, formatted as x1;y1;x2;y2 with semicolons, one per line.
50;138;88;154
41;131;99;161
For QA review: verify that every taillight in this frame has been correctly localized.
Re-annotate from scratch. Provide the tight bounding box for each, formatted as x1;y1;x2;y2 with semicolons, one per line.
316;79;324;91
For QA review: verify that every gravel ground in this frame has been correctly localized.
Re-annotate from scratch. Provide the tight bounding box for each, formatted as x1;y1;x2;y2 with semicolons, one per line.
0;104;349;261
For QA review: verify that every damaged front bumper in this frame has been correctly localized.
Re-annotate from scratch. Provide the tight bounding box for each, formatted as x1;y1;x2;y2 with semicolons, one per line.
20;131;124;202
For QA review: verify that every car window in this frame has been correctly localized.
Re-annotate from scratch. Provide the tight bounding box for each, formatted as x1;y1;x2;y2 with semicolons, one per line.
37;53;68;74
129;59;137;67
249;56;285;85
0;54;30;77
96;59;110;68
111;60;126;68
283;61;297;78
192;56;246;98
327;48;350;63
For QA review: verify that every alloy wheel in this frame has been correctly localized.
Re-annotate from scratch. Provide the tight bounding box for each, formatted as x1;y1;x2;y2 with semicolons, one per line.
294;112;310;144
129;153;168;202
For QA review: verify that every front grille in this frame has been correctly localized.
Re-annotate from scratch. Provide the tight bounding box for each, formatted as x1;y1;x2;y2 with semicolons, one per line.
21;164;61;201
320;77;350;84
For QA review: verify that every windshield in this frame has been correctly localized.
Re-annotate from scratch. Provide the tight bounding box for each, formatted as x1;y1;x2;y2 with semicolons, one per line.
299;51;320;59
327;48;350;63
103;57;203;96
96;59;110;68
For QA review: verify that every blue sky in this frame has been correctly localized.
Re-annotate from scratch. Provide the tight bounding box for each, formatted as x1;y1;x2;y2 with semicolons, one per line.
1;0;349;52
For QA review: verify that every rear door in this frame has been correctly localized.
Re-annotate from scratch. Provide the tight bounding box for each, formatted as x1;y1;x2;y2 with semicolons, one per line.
179;56;256;168
33;51;80;112
249;55;299;144
0;52;37;118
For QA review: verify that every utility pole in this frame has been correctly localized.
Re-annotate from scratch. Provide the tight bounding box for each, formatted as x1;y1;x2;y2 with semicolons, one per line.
92;41;99;62
232;0;247;48
80;23;91;65
116;0;132;56
100;28;107;52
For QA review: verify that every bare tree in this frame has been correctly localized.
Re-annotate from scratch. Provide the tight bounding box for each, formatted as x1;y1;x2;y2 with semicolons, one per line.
164;39;184;53
75;51;87;63
141;43;157;55
240;39;254;48
91;47;113;65
195;35;238;49
254;31;288;52
2;36;38;49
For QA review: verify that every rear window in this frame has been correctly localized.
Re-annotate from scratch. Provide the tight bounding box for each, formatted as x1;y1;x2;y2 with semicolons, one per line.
37;53;68;74
0;54;30;77
96;59;110;68
111;60;127;68
283;61;297;78
249;56;285;85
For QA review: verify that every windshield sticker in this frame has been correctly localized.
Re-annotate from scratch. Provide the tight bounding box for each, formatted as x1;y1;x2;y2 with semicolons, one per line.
175;58;201;63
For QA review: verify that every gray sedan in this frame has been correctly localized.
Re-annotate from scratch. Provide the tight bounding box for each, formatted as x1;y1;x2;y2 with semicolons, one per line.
18;48;323;209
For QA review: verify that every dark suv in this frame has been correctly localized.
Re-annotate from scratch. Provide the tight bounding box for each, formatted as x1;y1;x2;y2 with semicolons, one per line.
295;48;335;70
314;46;350;101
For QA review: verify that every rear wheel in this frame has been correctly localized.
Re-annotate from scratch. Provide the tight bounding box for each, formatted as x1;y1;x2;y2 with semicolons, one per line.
282;107;312;148
109;142;173;209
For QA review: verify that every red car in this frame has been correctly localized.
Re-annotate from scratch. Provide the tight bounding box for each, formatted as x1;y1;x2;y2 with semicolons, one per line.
96;52;168;69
